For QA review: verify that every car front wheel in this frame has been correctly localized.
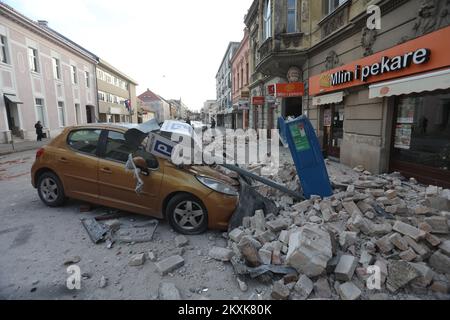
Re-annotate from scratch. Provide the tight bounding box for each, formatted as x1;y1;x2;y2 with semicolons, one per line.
37;172;66;207
166;193;208;235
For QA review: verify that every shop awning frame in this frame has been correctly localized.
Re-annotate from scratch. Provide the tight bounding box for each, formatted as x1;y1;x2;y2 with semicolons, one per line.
369;68;450;99
312;91;344;106
3;94;23;104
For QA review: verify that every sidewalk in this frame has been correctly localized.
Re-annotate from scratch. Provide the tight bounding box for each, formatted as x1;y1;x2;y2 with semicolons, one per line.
0;139;49;156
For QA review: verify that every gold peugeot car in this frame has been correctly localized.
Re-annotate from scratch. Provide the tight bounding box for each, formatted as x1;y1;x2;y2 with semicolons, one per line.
31;123;239;235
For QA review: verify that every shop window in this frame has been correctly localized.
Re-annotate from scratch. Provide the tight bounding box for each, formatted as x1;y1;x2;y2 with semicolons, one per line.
393;93;450;171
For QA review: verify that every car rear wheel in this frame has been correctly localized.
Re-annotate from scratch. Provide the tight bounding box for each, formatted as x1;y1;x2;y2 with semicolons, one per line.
166;193;208;235
37;172;66;207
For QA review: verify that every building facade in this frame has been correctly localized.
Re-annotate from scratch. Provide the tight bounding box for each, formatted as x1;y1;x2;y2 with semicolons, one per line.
231;29;250;130
240;0;450;187
138;89;171;124
168;99;189;120
0;3;98;142
245;0;312;133
306;0;450;187
216;42;240;128
202;100;218;124
96;59;138;124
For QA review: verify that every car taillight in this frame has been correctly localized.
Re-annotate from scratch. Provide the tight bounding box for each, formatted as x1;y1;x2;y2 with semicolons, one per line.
36;148;45;160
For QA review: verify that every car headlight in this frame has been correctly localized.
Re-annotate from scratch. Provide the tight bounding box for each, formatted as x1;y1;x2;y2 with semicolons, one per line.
196;176;238;196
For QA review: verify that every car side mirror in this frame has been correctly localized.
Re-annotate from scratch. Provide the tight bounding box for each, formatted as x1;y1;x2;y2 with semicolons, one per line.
133;156;148;173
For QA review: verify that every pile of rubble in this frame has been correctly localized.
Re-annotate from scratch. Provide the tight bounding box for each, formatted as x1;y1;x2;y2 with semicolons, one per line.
219;161;450;300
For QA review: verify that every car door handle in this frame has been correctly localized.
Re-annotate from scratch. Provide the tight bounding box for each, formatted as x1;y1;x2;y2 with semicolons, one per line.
100;168;113;174
59;157;69;163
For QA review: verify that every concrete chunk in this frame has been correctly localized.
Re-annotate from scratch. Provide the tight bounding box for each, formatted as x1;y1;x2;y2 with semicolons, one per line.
389;233;409;251
175;235;189;247
429;251;450;274
403;236;430;258
439;240;450;256
271;281;290;300
376;235;394;253
294;275;314;299
209;247;234;262
343;201;362;216
385;190;397;200
334;255;358;281
266;219;289;233
238;236;261;267
251;210;266;232
229;228;245;243
409;262;434;288
424;216;449;234
339;231;358;250
338;282;362;300
386;260;419;293
258;248;272;265
399;248;417;262
129;253;145;267
286;225;332;277
314;278;332;299
155;255;185;275
393;221;426;241
292;200;311;213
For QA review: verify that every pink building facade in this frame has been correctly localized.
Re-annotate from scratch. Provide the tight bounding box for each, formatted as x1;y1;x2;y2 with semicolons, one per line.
0;4;98;143
231;29;250;130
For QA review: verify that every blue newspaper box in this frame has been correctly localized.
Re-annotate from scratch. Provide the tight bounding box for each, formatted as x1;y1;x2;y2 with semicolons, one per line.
279;116;333;199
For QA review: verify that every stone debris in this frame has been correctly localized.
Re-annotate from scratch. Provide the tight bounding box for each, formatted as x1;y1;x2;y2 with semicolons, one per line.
99;276;107;288
128;253;145;267
338;282;362;300
223;159;450;300
286;225;332;277
209;247;234;262
293;275;314;300
175;235;189;247
271;281;290;300
155;255;185;275
334;255;358;281
386;260;419;293
158;282;181;300
393;221;426;241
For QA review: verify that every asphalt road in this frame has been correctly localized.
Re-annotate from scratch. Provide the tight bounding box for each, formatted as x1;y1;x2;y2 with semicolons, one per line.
0;149;269;300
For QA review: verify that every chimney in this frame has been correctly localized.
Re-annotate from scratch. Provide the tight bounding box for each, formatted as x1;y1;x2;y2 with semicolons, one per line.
37;20;48;27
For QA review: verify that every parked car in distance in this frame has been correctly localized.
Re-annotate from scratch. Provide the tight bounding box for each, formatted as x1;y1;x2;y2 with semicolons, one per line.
31;123;240;234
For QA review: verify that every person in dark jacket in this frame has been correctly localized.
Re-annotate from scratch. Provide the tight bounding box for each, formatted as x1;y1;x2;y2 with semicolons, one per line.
35;121;43;141
211;117;216;129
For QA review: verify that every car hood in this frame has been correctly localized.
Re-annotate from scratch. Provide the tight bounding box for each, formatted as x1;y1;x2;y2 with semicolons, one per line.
183;165;240;187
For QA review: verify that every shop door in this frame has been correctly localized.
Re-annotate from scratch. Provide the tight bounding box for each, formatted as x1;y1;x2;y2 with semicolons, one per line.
323;104;344;159
390;94;450;188
284;97;303;118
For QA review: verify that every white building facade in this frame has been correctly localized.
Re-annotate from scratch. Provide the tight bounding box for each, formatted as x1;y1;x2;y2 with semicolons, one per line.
0;3;98;143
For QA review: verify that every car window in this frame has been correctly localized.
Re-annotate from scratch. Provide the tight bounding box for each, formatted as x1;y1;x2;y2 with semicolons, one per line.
67;129;101;155
105;131;158;169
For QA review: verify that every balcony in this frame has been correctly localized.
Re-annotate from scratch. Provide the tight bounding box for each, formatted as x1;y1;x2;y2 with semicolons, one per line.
255;34;307;78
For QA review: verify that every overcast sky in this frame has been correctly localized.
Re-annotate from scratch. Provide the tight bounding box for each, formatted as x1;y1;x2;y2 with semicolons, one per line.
5;0;253;111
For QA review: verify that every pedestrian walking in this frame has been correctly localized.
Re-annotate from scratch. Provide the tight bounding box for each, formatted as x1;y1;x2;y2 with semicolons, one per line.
211;117;216;129
35;121;43;141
